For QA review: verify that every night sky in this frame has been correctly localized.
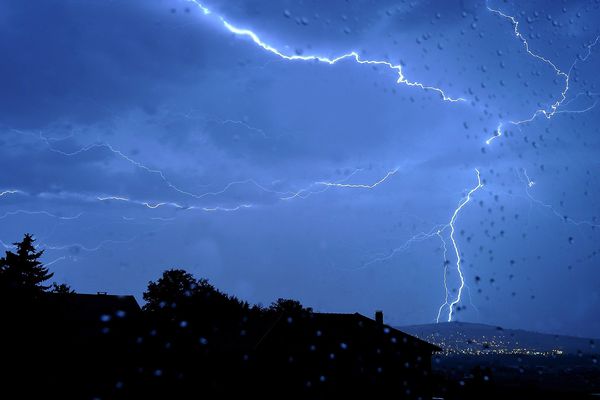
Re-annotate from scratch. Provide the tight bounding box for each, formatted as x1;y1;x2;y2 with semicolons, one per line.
2;0;600;337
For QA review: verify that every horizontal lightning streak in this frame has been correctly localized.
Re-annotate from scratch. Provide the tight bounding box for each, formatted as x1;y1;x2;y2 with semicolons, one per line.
13;128;288;205
200;204;252;212
44;256;69;268
281;167;402;202
219;119;268;138
97;196;185;210
41;237;140;252
280;169;364;201
316;168;399;189
37;223;174;253
10;128;401;216
0;189;23;197
0;210;83;221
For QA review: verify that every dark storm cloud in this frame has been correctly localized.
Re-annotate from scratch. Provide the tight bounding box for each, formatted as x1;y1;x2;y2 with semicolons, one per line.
0;0;225;127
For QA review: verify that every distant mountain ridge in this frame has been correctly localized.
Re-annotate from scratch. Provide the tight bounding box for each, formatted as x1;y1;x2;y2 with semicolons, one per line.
398;322;599;356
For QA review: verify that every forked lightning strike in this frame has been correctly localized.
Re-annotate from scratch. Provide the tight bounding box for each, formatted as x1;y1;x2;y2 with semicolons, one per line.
186;0;464;103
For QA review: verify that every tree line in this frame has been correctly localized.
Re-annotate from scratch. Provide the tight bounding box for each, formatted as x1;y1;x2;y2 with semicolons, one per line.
0;233;311;317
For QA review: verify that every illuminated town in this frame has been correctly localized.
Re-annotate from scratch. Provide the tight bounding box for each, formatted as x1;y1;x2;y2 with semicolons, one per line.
408;328;569;356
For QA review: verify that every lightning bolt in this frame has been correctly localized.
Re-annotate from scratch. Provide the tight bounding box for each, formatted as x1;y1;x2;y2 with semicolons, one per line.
435;232;450;323
0;189;23;198
3;1;597;327
34;220;175;258
40;237;140;252
358;169;482;322
164;108;290;140
485;123;503;145
447;169;483;321
280;167;402;202
360;224;446;269
486;4;600;143
279;169;364;201
12;126;402;216
217;119;268;139
517;168;600;228
554;100;598;116
200;204;252;212
486;5;569;123
522;169;535;188
0;210;83;221
97;196;185;210
186;0;465;103
44;256;69;268
12;128;287;204
315;168;399;189
5;0;467;289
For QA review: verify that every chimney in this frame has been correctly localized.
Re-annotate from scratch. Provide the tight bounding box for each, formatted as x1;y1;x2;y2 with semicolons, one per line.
375;310;383;325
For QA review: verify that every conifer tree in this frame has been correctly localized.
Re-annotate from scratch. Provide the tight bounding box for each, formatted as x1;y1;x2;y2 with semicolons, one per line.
0;233;53;295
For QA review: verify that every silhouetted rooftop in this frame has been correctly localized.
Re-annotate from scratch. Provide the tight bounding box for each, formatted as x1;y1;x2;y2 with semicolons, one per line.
45;293;141;323
258;311;442;353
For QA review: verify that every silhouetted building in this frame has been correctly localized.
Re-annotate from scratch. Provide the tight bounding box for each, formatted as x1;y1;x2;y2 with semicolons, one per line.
2;292;141;399
2;289;441;399
255;311;441;399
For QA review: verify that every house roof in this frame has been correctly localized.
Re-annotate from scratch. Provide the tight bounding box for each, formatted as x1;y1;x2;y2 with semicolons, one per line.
45;293;141;323
312;312;442;352
258;311;441;353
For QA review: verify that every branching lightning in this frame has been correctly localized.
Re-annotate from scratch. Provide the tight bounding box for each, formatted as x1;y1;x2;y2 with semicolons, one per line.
279;169;364;201
3;0;598;327
186;0;464;103
487;5;570;121
360;169;483;322
279;167;400;201
486;5;600;143
446;169;483;322
9;125;403;218
315;168;399;189
517;168;600;228
483;5;600;230
4;0;466;288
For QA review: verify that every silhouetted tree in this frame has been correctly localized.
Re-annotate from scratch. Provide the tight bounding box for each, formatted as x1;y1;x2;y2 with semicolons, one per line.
143;269;252;325
50;282;74;294
143;268;197;313
269;298;312;315
0;233;53;296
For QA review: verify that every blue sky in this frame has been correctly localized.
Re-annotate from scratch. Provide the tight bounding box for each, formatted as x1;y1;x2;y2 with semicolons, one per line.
2;0;600;337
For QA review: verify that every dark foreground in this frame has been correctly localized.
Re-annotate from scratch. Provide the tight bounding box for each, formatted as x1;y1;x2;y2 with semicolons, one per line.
1;236;597;399
430;354;600;399
1;291;439;399
4;295;598;400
